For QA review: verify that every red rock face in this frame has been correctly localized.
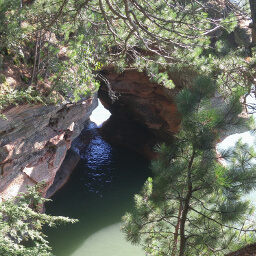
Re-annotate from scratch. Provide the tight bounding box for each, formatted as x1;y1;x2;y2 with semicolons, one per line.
97;68;183;159
99;68;182;141
0;68;184;199
0;96;98;200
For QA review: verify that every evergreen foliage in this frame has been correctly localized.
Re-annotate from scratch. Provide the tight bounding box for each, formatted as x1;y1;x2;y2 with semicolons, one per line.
0;0;256;255
0;0;23;50
0;0;102;108
0;184;78;256
1;0;255;99
122;76;256;256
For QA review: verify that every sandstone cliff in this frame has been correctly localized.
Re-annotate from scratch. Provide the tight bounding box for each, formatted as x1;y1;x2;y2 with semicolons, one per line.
0;95;97;200
99;68;182;144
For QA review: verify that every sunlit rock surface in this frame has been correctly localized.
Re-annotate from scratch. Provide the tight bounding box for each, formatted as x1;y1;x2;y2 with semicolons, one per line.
0;95;98;200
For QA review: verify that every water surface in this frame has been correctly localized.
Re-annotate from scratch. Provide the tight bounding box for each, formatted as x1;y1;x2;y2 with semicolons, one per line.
45;105;149;256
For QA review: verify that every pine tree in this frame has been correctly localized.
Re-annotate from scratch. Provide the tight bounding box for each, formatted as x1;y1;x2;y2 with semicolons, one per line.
0;184;78;256
122;76;256;256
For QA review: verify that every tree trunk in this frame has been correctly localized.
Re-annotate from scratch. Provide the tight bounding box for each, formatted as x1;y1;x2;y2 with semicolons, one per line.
31;31;39;86
172;203;182;256
19;0;22;27
36;29;42;89
179;150;195;256
249;0;256;44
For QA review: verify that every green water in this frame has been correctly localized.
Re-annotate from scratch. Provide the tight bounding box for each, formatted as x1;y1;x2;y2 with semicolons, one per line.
45;121;150;256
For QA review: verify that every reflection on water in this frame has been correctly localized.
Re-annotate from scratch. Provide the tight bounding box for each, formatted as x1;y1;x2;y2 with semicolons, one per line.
45;119;149;256
73;122;115;195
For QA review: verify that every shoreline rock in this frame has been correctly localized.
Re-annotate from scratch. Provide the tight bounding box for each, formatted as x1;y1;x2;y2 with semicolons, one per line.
46;148;80;198
0;95;98;200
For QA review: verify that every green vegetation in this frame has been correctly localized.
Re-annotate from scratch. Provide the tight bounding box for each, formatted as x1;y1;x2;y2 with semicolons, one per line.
0;74;6;83
0;0;255;104
0;0;256;255
0;85;44;109
122;77;256;255
0;184;77;256
0;0;102;112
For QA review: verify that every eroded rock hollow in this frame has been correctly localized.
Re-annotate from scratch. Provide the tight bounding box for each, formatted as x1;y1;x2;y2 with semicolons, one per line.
0;68;184;199
98;68;182;158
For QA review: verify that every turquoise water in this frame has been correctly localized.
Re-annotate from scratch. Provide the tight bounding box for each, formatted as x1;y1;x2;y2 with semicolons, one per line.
45;120;150;256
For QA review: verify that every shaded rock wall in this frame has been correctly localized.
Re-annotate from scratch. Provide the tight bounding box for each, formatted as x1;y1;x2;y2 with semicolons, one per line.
99;68;182;144
46;147;80;198
0;95;97;200
99;115;161;160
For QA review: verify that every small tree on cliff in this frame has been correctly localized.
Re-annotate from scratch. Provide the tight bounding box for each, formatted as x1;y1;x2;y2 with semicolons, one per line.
122;76;256;256
0;184;78;256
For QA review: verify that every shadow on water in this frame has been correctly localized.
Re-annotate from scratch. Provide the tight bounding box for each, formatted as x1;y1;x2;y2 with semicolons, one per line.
45;121;150;256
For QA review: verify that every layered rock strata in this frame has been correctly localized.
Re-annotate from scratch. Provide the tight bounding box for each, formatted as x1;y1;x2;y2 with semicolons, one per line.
0;95;97;200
